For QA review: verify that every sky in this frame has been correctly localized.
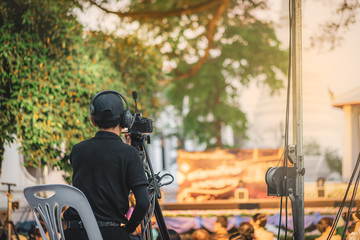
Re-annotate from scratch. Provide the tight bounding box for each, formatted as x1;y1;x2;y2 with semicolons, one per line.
283;0;360;94
241;0;360;117
303;2;360;93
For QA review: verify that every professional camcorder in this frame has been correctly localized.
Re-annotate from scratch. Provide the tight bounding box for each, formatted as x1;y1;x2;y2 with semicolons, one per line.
128;91;153;151
127;91;153;134
129;113;153;134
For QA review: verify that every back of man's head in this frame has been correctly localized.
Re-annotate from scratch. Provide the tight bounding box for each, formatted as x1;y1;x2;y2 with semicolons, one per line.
91;92;124;129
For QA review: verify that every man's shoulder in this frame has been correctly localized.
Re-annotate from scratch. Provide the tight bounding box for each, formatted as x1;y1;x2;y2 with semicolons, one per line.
123;144;141;155
71;136;139;156
72;138;93;148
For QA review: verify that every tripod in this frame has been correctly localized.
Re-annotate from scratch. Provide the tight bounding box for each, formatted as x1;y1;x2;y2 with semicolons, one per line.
0;183;20;240
130;133;172;240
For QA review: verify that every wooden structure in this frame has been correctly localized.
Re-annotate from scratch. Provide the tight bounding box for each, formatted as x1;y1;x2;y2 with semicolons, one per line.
332;87;360;180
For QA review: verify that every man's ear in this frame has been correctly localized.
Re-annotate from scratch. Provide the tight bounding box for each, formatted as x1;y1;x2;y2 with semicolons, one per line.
90;115;97;127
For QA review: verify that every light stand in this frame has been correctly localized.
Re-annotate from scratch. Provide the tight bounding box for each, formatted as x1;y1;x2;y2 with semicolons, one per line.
291;0;304;238
1;182;20;240
265;0;304;239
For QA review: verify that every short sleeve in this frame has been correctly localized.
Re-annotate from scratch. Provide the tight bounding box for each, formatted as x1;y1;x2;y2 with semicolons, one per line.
126;148;149;189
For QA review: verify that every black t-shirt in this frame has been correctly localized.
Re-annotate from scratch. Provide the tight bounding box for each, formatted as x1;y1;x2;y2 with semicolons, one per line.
64;131;148;224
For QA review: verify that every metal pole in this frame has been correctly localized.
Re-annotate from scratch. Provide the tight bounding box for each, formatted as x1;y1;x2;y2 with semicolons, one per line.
291;0;304;239
292;0;297;144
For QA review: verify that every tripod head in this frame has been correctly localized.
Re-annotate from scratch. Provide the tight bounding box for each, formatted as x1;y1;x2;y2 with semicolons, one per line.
130;133;150;151
1;183;16;194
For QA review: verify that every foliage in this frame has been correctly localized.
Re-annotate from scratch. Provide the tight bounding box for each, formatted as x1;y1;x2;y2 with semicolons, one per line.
167;8;287;148
84;0;288;148
1;0;97;173
86;32;163;116
0;0;163;178
325;148;342;175
303;140;321;156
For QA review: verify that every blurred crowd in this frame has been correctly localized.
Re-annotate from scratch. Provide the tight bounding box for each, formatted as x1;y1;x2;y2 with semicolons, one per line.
3;209;360;239
151;211;360;240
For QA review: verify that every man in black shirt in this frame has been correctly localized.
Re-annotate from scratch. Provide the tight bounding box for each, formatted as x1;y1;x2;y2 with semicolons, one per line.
64;90;150;240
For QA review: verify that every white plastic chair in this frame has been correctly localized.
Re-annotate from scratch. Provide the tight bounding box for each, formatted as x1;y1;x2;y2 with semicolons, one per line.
23;184;103;240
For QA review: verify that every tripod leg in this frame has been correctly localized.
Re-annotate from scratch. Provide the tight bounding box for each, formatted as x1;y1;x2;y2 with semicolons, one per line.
154;198;169;240
142;215;151;240
0;220;17;240
10;221;20;240
291;197;303;240
7;220;11;240
141;138;171;240
0;228;6;239
146;214;153;240
141;220;147;240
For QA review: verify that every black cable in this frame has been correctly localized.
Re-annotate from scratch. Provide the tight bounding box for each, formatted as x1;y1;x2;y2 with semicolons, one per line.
342;179;360;239
342;154;360;240
141;193;156;239
277;196;283;240
275;148;287;239
332;154;360;238
276;148;287;168
275;148;286;240
327;153;360;240
281;0;293;239
277;0;293;237
141;151;174;240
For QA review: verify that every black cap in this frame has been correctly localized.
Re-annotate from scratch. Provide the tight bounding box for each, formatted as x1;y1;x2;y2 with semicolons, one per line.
92;92;124;122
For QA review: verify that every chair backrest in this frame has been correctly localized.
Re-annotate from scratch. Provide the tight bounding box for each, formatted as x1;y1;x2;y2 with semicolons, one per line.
23;184;103;240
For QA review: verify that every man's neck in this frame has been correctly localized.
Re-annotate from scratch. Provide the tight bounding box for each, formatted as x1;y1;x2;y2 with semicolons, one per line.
98;126;122;136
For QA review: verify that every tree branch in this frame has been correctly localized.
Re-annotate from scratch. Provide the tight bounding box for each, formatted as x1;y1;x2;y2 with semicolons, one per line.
87;0;224;20
311;0;360;50
87;0;231;80
175;0;231;80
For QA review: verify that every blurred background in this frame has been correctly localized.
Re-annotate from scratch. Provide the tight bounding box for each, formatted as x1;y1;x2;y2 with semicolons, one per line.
1;0;359;239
